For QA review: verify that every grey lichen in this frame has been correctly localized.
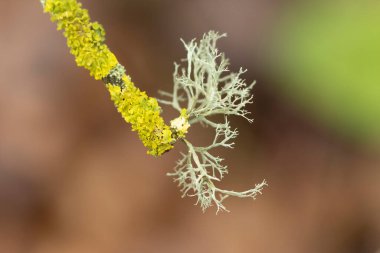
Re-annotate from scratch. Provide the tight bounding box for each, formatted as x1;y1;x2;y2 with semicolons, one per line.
103;63;127;88
159;31;267;213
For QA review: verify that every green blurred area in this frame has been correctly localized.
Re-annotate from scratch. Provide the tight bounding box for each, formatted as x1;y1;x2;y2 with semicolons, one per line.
272;1;380;144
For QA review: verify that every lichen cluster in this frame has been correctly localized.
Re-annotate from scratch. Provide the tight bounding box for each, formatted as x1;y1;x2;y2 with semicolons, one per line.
42;0;187;156
41;0;266;212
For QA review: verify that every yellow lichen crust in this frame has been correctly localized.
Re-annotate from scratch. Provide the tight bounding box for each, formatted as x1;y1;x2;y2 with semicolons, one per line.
107;76;174;156
42;0;183;156
44;0;118;80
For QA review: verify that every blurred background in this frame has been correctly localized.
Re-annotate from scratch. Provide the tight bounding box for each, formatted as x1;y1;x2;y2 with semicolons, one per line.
0;0;379;252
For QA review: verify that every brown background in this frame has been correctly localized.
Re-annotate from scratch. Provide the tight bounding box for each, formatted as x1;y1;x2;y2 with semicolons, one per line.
0;0;379;253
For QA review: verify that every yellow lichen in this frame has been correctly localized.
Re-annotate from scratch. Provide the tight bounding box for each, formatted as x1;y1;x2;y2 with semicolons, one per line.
107;76;174;156
43;0;182;156
44;0;117;80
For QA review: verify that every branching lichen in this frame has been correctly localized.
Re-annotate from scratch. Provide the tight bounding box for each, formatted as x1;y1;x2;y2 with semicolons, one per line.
161;31;267;212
